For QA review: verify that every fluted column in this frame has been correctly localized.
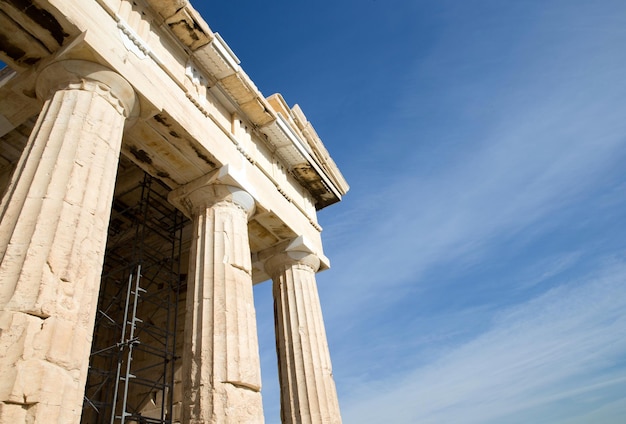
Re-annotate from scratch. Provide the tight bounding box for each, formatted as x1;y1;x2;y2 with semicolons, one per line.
265;249;342;424
169;183;264;423
0;60;136;423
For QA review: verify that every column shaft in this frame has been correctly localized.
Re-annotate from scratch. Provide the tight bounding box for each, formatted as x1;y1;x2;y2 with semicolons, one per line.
174;185;264;423
0;61;135;424
267;253;342;424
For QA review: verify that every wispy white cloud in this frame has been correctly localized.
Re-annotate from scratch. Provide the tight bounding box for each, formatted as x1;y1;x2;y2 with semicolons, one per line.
248;2;626;422
514;250;583;291
318;0;626;320
310;5;626;422
320;84;626;324
340;260;626;423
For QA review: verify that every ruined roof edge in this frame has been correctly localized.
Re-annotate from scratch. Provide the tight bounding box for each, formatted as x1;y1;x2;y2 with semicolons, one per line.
145;0;349;208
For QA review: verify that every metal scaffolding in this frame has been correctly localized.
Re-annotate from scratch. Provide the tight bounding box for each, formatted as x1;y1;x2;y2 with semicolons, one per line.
83;173;185;424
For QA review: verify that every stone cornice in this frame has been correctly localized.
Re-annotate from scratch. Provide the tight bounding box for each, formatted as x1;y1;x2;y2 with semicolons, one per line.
143;0;349;209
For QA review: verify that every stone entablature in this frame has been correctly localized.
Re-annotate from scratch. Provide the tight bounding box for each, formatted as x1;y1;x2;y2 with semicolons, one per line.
0;0;349;267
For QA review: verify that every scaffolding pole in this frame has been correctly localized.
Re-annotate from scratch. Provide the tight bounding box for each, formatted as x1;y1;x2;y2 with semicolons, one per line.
83;174;185;424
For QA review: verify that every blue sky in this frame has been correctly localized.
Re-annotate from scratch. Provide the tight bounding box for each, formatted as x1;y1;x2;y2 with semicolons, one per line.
198;1;626;422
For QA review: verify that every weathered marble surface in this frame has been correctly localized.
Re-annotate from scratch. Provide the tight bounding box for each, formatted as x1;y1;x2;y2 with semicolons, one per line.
266;247;342;424
0;60;136;423
171;184;264;423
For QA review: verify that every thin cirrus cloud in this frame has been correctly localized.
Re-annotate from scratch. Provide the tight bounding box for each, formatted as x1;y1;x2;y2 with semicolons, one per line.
339;260;626;424
200;1;626;422
320;69;626;318
312;2;626;423
318;0;626;313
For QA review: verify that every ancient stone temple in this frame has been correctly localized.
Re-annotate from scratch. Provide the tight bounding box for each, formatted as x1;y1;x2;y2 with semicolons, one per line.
0;1;348;423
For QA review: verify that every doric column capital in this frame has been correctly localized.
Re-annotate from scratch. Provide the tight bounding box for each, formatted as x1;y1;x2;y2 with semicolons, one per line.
169;182;255;219
36;60;138;117
265;251;321;277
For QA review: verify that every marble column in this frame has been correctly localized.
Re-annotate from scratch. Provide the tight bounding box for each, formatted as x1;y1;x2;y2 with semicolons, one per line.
0;60;136;423
169;183;264;423
265;249;342;424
